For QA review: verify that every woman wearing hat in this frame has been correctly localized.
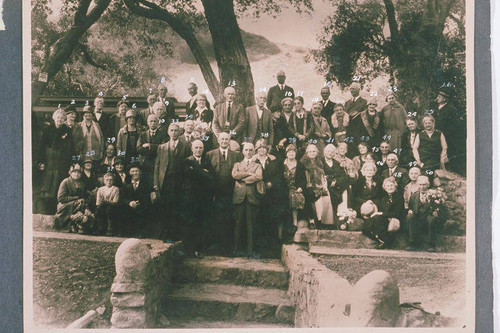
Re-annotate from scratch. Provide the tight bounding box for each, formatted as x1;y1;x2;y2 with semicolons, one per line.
73;105;105;163
283;144;306;227
381;94;407;150
288;96;313;158
116;109;142;166
348;98;381;148
36;108;74;214
54;163;95;233
109;100;129;138
64;105;79;129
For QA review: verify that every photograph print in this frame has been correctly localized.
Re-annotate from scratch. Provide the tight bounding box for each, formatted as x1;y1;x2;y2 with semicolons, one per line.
27;0;473;330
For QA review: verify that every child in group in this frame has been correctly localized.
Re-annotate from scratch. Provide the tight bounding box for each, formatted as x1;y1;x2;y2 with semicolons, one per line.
95;172;120;236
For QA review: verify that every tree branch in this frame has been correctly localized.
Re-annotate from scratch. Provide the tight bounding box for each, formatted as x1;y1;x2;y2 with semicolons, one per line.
75;0;93;26
84;0;113;29
78;43;107;69
382;0;399;43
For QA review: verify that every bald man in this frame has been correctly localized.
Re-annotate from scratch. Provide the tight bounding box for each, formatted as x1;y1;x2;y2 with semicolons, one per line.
245;91;274;144
266;70;295;112
344;82;367;118
212;87;245;143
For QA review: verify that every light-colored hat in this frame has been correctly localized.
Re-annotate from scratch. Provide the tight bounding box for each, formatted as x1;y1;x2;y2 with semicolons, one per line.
125;110;136;118
82;105;93;114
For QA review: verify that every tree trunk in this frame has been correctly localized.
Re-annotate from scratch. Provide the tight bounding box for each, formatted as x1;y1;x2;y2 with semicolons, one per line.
32;0;111;105
123;0;222;103
201;0;255;107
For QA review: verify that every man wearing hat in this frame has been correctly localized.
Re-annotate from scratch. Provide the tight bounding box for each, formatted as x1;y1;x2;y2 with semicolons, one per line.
245;91;274;145
433;87;466;174
116;109;142;166
73;105;105;162
64;105;78;129
121;164;152;237
266;70;295;113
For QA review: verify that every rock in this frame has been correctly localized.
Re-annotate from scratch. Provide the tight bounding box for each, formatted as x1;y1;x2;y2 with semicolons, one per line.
110;307;147;328
275;303;295;323
351;270;400;327
396;307;452;327
114;238;151;284
110;292;146;307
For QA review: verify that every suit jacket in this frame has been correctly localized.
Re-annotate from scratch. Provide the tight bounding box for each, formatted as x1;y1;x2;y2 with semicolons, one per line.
266;85;295;112
157;96;177;120
407;191;432;218
112;170;130;189
153;139;190;192
212;101;246;142
206;148;242;177
182;156;214;197
245;105;274;144
94;112;112;139
400;130;418;166
352;177;383;211
121;180;151;207
321;100;336;130
186;99;211;118
380;166;410;190
137;129;169;162
232;160;263;205
345;97;368;118
138;107;154;128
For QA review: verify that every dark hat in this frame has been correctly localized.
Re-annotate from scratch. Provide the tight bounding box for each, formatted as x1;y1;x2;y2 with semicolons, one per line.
113;157;125;166
127;162;142;173
82;105;93;114
69;163;83;174
64;105;77;114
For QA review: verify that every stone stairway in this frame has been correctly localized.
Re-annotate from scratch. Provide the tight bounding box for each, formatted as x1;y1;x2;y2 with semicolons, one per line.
160;256;295;328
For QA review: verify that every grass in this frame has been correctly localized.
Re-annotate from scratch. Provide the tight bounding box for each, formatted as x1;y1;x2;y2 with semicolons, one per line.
33;238;120;328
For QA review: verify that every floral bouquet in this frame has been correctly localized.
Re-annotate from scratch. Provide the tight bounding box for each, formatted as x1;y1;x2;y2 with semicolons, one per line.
426;187;447;213
338;208;360;231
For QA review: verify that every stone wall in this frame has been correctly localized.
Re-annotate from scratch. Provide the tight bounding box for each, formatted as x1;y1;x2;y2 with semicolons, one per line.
434;170;466;235
110;239;180;328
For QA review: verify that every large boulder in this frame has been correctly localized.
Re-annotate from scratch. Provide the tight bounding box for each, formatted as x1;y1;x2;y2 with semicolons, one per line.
350;270;400;327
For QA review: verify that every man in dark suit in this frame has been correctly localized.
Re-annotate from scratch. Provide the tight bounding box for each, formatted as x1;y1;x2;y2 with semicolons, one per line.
206;132;242;253
156;83;177;122
266;70;295;112
432;87;466;175
136;114;168;187
93;96;112;140
379;153;410;190
232;142;263;256
152;123;190;240
212;86;246;143
320;86;336;130
121;165;151;237
138;94;157;129
181;119;196;154
406;175;448;251
344;82;368;118
245;91;274;144
180;140;214;255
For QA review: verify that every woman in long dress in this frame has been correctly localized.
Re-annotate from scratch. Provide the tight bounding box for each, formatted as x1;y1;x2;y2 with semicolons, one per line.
381;94;407;150
36;108;73;214
282;144;306;227
301;144;334;228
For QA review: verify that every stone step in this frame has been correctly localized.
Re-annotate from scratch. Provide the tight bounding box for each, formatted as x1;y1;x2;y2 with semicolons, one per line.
162;283;295;325
304;230;465;252
160;319;293;329
173;256;289;289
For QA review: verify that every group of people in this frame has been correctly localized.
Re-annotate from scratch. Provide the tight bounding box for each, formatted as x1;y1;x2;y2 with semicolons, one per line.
33;70;463;256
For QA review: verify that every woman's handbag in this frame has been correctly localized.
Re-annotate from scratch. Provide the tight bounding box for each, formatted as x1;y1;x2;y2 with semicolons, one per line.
254;180;266;199
387;218;401;232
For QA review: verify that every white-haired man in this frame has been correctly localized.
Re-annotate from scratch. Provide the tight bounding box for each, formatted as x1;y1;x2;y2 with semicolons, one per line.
266;70;295;112
245;91;274;144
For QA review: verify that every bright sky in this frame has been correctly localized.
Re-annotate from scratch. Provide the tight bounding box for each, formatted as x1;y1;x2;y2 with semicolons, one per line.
238;0;333;48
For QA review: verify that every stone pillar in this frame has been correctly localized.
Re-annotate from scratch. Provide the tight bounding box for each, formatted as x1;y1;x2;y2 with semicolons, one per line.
110;239;151;328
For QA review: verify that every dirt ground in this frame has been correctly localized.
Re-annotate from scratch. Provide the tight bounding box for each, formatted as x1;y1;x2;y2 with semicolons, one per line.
33;238;119;328
316;254;466;323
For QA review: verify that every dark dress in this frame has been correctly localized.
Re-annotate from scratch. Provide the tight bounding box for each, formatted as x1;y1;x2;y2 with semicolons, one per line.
351;177;383;215
417;130;444;173
36;124;74;214
322;158;349;218
54;177;88;230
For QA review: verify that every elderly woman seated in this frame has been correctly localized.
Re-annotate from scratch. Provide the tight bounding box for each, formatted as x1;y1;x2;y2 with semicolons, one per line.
54;163;95;233
351;161;382;215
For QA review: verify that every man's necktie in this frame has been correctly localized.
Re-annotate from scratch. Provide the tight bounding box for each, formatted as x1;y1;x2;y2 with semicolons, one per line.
227;102;232;121
222;151;226;161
